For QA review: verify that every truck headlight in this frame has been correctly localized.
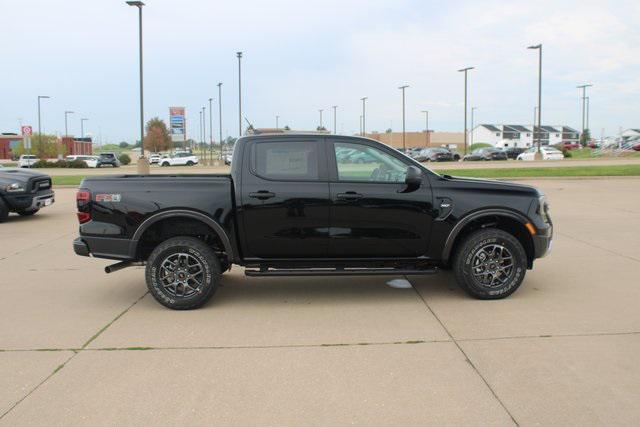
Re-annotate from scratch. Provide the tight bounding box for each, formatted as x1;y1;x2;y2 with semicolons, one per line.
537;196;550;223
5;182;26;193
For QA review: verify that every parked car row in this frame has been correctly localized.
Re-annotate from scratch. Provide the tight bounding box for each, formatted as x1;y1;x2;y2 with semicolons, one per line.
149;152;199;167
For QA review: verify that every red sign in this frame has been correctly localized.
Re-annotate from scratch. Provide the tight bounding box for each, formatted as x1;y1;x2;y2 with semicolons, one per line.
21;126;33;136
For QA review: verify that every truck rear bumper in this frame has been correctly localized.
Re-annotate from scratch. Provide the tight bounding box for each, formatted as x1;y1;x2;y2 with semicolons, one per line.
73;236;134;260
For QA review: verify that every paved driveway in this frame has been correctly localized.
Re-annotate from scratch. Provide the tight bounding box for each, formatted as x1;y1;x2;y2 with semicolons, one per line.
1;179;639;425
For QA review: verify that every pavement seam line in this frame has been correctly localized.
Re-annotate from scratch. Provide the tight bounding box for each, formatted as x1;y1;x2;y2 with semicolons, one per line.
555;231;640;263
406;276;520;427
0;351;78;420
3;330;639;353
81;291;149;349
0;231;75;262
0;291;148;420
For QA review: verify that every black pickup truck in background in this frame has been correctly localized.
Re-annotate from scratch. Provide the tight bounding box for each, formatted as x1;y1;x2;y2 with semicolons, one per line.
74;134;552;309
0;168;55;222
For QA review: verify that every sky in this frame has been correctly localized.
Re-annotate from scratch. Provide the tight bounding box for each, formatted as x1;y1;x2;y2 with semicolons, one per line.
1;0;639;143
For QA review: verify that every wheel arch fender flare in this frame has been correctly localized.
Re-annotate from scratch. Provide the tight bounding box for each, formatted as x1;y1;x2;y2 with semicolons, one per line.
130;209;235;262
441;208;530;262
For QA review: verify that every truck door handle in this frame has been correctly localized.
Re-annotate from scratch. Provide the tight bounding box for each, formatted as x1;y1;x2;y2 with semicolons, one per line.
249;191;275;200
336;192;363;201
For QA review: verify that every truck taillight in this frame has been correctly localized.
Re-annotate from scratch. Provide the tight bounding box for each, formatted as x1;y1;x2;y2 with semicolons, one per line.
76;189;91;224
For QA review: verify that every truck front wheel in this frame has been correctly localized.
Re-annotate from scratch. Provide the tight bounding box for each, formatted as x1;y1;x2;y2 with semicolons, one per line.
453;228;527;299
145;236;221;309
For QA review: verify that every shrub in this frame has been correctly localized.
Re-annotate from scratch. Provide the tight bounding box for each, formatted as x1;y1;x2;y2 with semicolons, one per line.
468;143;492;152
67;159;88;168
118;153;131;165
31;159;87;168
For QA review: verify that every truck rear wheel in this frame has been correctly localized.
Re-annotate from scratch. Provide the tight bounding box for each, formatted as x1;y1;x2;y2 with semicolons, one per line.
453;228;527;299
145;236;221;309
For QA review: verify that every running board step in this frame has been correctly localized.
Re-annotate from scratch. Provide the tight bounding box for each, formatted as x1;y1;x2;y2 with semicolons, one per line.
245;268;438;277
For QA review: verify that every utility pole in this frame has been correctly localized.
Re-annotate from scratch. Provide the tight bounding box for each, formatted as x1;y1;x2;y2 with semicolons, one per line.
276;115;279;129
332;106;337;134
398;85;409;150
421;110;429;146
470;107;478;145
217;82;223;159
319;109;323;129
577;84;593;143
360;97;367;135
209;98;214;164
237;52;243;137
457;67;474;155
64;110;74;137
527;44;542;158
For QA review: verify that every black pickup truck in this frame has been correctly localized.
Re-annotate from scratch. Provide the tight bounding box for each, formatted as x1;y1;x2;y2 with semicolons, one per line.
74;134;552;309
0;168;55;222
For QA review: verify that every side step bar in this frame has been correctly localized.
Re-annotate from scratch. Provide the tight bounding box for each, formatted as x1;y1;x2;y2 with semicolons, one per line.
245;268;438;277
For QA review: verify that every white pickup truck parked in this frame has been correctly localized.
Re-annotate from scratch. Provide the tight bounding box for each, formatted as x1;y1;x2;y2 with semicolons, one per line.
160;152;199;166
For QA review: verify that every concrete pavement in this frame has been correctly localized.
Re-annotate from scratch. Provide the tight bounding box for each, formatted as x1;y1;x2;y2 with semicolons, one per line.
0;179;639;425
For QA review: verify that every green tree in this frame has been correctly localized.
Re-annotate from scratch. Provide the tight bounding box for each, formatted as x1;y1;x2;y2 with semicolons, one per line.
144;117;172;153
579;129;591;146
14;133;60;158
119;141;129;148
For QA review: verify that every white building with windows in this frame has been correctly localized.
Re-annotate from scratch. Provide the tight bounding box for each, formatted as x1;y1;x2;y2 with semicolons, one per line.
471;124;580;148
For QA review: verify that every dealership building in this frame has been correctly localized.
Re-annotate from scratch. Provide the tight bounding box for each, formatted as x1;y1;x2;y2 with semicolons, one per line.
470;124;580;148
0;133;92;160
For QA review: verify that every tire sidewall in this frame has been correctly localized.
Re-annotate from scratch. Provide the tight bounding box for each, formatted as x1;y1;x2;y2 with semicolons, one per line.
146;238;220;309
456;230;527;298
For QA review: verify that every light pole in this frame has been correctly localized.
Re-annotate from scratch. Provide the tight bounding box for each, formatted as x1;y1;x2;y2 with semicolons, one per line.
276;115;279;129
37;95;50;159
217;82;223;158
586;96;590;131
332;105;337;134
209;98;213;164
457;67;473;155
421;110;429;146
527;44;542;159
318;109;323;129
577;84;593;142
126;1;148;173
81;118;89;138
360;97;367;135
201;106;206;158
533;106;538;148
398;85;409;150
470;107;478;145
237;51;243;137
64;110;74;137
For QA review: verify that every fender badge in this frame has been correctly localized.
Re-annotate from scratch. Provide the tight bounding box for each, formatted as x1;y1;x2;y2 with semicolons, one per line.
95;194;122;202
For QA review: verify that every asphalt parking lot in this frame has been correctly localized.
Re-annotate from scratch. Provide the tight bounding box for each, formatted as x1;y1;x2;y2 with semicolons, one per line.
1;178;639;425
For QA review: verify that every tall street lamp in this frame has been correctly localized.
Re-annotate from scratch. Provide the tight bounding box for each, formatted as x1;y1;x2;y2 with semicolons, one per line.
457;67;474;155
199;110;203;150
217;82;223;158
470;107;478;145
202;106;206;158
527;44;542;159
126;1;148;173
586;96;590;131
421;110;429;146
332;106;338;134
209;98;213;164
398;85;409;150
360;97;367;135
276;115;279;129
318;109;323;129
64;110;74;137
237;52;243;137
37;95;50;158
81;118;89;138
577;83;593;140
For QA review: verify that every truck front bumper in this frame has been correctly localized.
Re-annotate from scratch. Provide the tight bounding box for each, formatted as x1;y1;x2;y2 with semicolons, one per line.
4;190;55;211
533;225;553;258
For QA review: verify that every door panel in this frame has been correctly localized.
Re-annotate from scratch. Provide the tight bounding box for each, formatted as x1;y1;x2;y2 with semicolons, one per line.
240;138;330;258
327;140;434;257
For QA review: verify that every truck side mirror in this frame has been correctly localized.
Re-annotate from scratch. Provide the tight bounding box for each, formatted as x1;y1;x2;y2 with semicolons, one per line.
400;166;422;193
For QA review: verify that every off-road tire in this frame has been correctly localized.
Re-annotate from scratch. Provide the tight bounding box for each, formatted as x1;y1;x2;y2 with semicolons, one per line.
0;198;8;222
17;208;39;216
453;228;527;299
146;236;221;310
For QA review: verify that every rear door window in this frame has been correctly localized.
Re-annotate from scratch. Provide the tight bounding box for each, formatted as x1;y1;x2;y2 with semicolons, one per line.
253;140;320;181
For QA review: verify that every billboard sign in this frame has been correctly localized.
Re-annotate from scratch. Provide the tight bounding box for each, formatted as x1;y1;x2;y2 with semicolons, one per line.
169;107;186;142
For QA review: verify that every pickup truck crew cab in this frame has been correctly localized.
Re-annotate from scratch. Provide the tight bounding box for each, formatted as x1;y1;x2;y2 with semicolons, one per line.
1;168;54;222
74;134;552;309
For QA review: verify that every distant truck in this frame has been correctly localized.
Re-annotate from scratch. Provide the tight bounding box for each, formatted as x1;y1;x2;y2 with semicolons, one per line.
0;168;55;222
74;134;552;309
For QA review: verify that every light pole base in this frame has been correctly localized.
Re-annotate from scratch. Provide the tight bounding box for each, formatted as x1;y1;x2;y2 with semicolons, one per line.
137;157;150;174
533;151;543;161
